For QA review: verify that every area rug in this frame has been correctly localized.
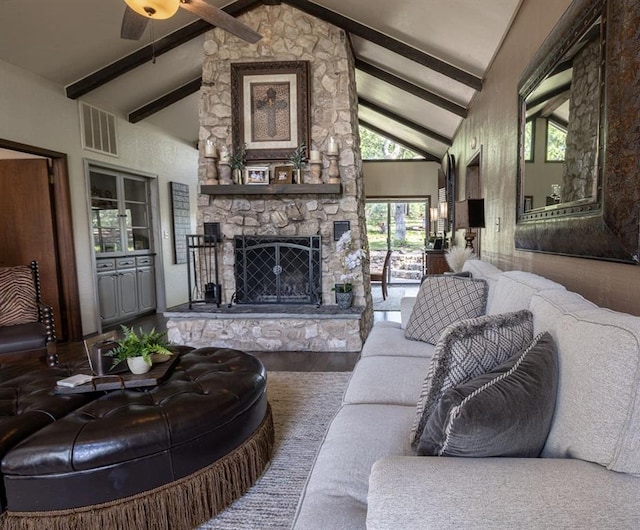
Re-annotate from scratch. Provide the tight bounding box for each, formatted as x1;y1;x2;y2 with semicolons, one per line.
199;371;351;530
372;284;420;311
372;285;405;311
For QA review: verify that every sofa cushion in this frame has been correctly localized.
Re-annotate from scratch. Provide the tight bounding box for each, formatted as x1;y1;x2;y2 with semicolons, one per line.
361;321;435;358
461;259;502;278
410;310;534;448
292;403;415;530
529;289;598;336
541;307;640;475
343;356;431;406
400;297;417;329
462;259;502;311
368;457;640;530
405;276;488;345
417;332;558;457
488;270;565;315
0;266;38;327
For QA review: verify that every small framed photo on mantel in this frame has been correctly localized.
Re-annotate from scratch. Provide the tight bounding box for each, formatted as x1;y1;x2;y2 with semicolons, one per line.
244;166;270;185
273;165;293;184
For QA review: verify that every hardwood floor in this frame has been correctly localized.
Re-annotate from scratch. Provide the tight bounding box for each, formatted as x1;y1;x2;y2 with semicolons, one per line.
61;310;402;373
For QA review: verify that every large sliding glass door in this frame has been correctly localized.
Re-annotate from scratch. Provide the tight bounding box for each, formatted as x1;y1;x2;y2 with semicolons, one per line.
365;199;431;284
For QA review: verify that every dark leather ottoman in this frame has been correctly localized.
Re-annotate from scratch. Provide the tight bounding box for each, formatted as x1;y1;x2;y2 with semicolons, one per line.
1;347;273;529
0;363;95;512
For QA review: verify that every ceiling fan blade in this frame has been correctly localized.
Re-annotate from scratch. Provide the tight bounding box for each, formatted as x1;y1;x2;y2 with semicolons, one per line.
121;6;149;40
179;0;262;44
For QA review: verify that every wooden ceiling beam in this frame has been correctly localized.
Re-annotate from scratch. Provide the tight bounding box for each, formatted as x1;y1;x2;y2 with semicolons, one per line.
356;59;467;118
128;78;202;123
358;119;441;163
359;97;453;146
65;0;261;99
283;0;482;91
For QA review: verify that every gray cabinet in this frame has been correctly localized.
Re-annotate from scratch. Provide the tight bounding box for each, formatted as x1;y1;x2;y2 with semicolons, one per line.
136;257;156;313
97;262;119;323
96;256;156;326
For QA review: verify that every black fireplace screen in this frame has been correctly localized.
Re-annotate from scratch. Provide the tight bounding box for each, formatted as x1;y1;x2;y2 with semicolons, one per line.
234;236;322;304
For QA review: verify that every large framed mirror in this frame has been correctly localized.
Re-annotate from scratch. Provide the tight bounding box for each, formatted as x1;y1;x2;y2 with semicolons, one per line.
515;0;640;264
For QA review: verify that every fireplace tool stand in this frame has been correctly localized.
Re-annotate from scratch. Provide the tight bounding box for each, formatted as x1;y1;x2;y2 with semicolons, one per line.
187;234;221;308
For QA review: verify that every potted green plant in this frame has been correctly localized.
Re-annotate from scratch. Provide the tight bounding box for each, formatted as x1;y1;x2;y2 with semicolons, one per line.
288;143;307;184
229;143;246;184
107;326;173;375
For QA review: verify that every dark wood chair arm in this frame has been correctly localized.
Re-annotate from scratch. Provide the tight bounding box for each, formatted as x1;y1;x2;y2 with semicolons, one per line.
37;301;58;366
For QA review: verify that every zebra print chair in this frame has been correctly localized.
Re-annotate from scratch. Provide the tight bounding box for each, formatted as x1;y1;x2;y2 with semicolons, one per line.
0;261;57;366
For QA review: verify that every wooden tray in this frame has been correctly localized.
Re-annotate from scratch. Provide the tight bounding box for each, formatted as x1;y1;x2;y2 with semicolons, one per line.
54;355;179;394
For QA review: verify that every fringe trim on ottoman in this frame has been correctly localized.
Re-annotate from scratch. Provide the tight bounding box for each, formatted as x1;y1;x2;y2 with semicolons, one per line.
1;404;274;530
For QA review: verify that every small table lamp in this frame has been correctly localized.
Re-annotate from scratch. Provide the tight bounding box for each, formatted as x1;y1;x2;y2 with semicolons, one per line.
429;207;439;236
455;199;485;250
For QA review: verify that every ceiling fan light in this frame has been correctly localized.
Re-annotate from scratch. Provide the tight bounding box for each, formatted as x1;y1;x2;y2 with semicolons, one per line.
124;0;180;19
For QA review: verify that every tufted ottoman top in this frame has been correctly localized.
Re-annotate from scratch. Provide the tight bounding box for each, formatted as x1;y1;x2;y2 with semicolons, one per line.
0;368;92;457
1;347;269;512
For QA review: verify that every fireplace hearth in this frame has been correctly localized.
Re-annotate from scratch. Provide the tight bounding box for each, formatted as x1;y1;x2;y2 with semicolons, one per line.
234;236;322;305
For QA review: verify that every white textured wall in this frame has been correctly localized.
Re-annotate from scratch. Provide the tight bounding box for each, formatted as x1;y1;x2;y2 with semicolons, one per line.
0;59;198;335
363;160;439;199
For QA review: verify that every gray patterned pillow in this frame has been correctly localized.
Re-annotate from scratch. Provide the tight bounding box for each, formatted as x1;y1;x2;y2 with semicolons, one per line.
409;310;534;449
405;276;488;345
417;332;558;457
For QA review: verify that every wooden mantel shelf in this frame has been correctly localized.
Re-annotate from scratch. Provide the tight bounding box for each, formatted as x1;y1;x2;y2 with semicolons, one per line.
200;183;341;195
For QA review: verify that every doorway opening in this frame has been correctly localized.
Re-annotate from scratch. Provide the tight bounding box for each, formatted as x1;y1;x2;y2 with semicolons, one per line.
365;199;432;285
0;139;81;342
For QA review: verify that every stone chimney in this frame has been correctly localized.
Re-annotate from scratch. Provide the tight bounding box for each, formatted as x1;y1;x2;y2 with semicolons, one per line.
197;3;372;331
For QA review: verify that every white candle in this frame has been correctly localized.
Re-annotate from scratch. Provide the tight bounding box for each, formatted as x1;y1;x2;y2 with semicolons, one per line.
219;145;230;164
327;137;338;154
205;139;217;158
309;150;321;162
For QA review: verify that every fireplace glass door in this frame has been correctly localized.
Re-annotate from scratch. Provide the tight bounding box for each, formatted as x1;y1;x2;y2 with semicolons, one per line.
234;236;321;305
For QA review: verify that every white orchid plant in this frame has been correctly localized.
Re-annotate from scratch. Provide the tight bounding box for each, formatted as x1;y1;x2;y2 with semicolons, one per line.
334;230;367;293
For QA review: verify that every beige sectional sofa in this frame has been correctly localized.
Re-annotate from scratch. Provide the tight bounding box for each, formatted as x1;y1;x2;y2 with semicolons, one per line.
292;259;640;529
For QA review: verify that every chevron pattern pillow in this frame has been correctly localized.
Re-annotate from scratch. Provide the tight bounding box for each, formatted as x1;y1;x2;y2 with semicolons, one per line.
405;276;488;345
410;310;534;449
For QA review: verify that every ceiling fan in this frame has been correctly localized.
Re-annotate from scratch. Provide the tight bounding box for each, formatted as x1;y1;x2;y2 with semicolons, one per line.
121;0;262;44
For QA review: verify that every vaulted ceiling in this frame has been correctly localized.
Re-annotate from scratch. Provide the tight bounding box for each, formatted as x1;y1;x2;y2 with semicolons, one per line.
0;0;523;161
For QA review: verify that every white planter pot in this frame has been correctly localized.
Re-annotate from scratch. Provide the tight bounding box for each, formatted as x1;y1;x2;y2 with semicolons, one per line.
127;356;151;374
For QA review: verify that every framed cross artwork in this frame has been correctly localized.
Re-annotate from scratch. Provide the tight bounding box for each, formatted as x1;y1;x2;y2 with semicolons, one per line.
231;61;310;162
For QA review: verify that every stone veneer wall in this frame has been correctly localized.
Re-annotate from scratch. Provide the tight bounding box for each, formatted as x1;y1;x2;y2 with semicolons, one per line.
166;311;364;352
197;3;373;341
562;38;600;203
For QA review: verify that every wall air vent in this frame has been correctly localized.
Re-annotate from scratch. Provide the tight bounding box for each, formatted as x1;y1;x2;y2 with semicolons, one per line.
79;102;118;157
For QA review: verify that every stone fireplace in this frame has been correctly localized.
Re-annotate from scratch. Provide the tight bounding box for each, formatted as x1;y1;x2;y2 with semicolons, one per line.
166;3;373;352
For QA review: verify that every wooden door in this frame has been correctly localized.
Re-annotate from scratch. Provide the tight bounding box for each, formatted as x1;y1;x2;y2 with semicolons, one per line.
0;159;62;338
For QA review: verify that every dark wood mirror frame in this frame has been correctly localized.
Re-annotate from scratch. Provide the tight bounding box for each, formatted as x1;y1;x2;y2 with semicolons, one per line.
515;0;640;264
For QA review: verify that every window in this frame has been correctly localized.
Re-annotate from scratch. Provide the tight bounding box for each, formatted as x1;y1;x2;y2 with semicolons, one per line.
365;200;430;283
523;119;534;162
359;126;421;160
546;120;567;162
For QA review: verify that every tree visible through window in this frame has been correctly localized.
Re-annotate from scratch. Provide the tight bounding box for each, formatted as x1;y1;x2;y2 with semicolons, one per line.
546;120;567;162
359;126;420;160
524;120;534;161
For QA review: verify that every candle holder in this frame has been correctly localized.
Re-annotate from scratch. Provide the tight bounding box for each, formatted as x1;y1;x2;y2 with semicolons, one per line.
204;139;218;158
218;162;233;185
309;160;323;184
204;158;219;185
327;153;340;184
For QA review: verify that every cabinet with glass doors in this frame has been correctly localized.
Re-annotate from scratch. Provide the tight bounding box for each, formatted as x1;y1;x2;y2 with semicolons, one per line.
90;168;156;326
